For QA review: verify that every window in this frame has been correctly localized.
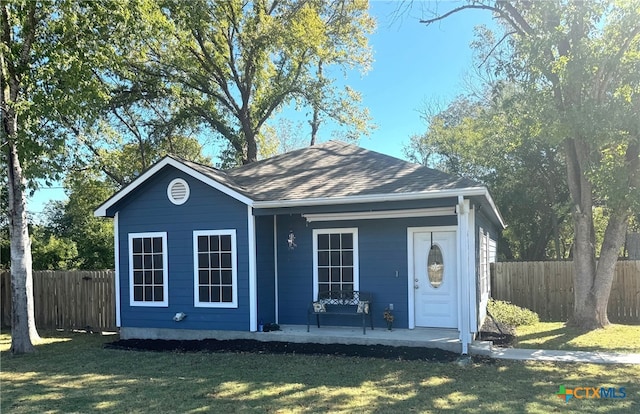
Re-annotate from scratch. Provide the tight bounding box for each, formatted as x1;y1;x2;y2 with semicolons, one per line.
313;228;359;299
427;244;444;288
129;232;168;307
193;230;237;308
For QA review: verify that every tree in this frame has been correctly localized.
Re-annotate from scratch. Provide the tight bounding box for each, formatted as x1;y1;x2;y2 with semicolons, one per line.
128;0;374;165
29;225;78;270
44;135;210;270
404;89;570;260
421;1;640;329
1;1;141;353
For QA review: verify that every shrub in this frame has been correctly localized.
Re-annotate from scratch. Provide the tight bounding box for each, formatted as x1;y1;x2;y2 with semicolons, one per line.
487;299;539;327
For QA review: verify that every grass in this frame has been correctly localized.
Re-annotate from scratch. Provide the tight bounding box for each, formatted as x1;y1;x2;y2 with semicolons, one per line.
515;323;640;354
1;331;639;413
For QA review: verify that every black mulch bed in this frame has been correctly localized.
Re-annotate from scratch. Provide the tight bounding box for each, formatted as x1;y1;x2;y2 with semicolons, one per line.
105;338;460;362
477;317;516;347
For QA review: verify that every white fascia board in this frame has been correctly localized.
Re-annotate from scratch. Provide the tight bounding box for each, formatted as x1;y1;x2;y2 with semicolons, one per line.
94;157;254;217
254;186;505;229
253;187;483;209
303;207;455;222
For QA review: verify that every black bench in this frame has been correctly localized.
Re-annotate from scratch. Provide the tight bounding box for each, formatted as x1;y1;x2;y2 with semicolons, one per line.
307;290;374;335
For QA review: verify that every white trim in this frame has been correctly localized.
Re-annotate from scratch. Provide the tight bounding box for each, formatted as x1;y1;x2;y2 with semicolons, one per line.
468;207;478;333
248;206;257;331
94;157;253;216
302;207;455;222
312;228;359;300
407;226;458;329
273;215;279;324
128;232;169;307
255;187;483;208
114;212;121;327
254;187;504;228
192;229;238;308
457;196;471;354
167;178;190;205
93;156;505;229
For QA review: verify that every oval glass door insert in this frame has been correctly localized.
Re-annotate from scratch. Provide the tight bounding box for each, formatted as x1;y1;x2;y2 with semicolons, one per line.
427;245;444;288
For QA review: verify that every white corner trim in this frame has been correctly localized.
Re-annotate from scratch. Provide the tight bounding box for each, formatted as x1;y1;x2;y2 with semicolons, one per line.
457;196;471;354
273;216;279;324
114;212;121;327
248;206;257;331
303;207;455;222
94;157;253;217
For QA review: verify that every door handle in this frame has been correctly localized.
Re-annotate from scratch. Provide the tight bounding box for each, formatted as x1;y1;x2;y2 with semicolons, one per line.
415;278;419;283
414;285;419;289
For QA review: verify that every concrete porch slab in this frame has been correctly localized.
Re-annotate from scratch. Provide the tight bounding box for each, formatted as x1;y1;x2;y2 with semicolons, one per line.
248;325;461;353
121;325;463;353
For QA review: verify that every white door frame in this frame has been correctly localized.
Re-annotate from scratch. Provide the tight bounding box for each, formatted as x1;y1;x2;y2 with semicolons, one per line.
407;226;458;329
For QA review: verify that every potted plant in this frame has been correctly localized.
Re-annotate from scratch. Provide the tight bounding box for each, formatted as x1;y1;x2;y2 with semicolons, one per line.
383;308;394;330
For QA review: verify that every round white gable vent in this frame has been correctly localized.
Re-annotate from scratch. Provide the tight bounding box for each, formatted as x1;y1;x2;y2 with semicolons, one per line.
167;178;190;205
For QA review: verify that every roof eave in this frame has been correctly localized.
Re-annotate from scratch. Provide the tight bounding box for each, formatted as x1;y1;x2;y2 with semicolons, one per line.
252;186;505;228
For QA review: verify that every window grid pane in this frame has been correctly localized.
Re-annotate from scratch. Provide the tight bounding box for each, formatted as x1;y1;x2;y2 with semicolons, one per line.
317;232;354;293
197;234;233;303
131;236;164;302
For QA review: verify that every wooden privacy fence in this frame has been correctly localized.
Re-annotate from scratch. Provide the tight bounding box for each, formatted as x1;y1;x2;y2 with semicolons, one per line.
491;261;640;324
1;270;116;331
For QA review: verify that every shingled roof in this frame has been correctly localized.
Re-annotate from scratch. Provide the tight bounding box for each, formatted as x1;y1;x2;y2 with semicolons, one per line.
184;141;481;202
96;141;504;227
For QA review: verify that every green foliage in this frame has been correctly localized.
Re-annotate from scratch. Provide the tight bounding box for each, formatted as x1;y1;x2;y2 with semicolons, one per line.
43;171;115;270
122;0;375;163
29;226;78;270
404;90;571;260
487;299;540;327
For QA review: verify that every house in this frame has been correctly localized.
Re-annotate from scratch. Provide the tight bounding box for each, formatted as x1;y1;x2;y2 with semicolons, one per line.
95;141;504;353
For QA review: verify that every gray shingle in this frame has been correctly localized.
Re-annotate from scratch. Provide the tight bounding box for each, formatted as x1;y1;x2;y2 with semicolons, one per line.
223;141;480;201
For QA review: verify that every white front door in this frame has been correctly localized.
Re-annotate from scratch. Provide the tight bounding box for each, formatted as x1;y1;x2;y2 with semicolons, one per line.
413;231;457;328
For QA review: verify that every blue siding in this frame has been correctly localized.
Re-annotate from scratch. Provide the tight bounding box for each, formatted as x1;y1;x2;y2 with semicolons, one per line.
117;166;250;331
255;215;276;325
276;211;457;329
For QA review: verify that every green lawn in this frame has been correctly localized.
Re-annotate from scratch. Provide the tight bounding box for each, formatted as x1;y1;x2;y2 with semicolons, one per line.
515;323;640;354
1;331;638;413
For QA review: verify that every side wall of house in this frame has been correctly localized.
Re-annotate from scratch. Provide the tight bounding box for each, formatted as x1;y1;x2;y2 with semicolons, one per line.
276;205;458;329
475;208;500;330
116;166;251;332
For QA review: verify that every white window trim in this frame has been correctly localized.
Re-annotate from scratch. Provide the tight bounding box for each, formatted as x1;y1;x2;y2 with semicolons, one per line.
312;228;359;300
167;178;190;205
193;229;238;308
128;232;169;307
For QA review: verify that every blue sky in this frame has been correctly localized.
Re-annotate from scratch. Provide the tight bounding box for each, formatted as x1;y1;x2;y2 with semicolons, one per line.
28;1;496;220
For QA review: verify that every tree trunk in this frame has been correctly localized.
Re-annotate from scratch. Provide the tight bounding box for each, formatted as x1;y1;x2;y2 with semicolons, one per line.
2;0;40;352
6;138;41;353
310;105;319;146
564;138;602;329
